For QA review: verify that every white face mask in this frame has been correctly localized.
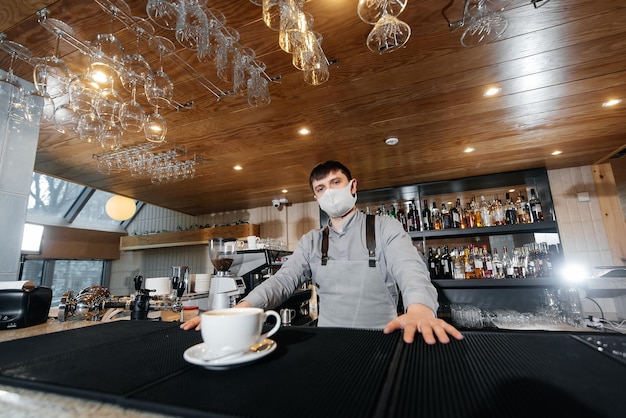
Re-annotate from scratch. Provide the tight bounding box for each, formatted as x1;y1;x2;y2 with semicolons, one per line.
317;180;357;218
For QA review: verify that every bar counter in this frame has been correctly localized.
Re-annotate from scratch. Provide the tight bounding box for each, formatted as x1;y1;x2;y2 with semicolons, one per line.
0;320;624;418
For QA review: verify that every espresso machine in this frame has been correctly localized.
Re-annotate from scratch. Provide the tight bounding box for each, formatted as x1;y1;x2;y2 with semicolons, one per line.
207;238;246;310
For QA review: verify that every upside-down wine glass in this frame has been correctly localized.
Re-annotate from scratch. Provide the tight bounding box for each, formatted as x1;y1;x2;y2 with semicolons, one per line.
357;0;408;25
0;40;30;116
144;36;173;143
119;18;153;133
366;12;411;53
460;0;509;48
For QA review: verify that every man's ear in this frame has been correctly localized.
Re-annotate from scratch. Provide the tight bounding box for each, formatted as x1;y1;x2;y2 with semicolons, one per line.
350;178;357;194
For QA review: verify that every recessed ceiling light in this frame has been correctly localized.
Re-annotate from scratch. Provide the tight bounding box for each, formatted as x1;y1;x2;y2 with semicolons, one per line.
298;128;311;135
233;165;243;170
602;99;622;108
282;189;288;193
385;137;399;146
551;150;562;156
464;147;475;153
483;87;501;97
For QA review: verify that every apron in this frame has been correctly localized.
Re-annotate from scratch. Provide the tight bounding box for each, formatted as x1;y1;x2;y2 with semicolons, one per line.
314;215;398;328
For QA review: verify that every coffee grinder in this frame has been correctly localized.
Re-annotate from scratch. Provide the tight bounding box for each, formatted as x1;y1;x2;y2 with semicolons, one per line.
207;238;246;310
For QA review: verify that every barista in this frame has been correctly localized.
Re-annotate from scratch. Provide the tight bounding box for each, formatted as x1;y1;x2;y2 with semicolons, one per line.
183;160;463;345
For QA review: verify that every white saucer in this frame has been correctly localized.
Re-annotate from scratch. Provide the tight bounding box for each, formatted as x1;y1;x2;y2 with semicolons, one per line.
183;339;277;370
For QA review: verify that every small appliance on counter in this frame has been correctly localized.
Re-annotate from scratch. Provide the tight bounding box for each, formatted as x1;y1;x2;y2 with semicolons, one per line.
207;238;246;310
57;275;187;322
0;280;52;330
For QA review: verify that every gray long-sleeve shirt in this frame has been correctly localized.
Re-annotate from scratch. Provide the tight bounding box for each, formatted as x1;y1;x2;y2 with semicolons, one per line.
242;210;439;315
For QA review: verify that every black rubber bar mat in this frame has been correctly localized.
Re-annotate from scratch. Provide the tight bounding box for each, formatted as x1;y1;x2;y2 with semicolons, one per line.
125;327;402;418
1;322;624;418
0;322;401;418
387;331;626;418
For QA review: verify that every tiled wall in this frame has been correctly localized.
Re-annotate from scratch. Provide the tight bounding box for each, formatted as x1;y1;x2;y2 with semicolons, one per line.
0;74;40;281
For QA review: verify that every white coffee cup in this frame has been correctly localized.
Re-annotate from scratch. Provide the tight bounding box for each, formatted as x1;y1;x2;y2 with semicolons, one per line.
247;235;260;250
200;307;280;360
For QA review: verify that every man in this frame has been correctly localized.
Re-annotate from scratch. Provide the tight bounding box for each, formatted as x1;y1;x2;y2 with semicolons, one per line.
182;161;463;344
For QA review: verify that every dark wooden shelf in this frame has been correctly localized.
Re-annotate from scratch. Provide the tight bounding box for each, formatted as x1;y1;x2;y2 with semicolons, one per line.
433;277;563;289
409;220;558;239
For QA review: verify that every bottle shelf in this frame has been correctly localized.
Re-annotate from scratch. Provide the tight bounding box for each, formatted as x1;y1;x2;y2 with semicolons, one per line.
433;277;562;288
409;220;558;239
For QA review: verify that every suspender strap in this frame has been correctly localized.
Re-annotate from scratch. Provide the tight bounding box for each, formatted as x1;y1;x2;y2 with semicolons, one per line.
321;226;329;266
366;214;376;267
320;216;376;267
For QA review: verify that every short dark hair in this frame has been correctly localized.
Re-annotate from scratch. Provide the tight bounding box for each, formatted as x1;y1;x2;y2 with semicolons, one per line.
309;161;352;190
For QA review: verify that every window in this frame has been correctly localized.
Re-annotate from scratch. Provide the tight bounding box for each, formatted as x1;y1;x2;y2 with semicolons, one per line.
21;259;110;307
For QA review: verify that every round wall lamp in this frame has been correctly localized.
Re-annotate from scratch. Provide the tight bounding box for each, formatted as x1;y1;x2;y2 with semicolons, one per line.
105;195;136;221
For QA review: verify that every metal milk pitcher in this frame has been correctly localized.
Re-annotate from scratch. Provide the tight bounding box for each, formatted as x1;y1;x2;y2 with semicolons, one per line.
171;266;191;294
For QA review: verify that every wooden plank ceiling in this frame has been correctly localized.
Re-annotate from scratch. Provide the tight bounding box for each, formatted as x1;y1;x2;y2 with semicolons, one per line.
1;0;624;215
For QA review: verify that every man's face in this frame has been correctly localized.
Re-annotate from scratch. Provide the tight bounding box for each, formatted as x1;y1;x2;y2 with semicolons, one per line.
312;170;354;199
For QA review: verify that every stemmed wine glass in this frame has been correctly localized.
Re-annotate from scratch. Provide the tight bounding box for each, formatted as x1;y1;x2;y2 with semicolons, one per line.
460;0;509;48
357;0;408;25
175;0;210;51
33;19;72;101
366;12;411;53
0;39;31;116
146;0;180;31
247;61;271;107
197;8;226;64
145;36;173;143
54;103;80;134
119;18;153;133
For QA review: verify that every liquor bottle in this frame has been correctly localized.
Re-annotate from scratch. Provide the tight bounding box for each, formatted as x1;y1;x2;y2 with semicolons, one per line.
464;202;475;228
431;202;442;230
407;201;418;231
529;188;544;222
504;192;517;225
502;246;514;278
365;206;372;215
422;199;432;231
452;198;463;228
453;247;465;280
389;204;397;219
480;195;492;227
491;195;505;226
434;247;442;278
396;205;408;232
473;246;484;279
440;246;452;279
512;247;522;278
515;193;532;224
427;247;437;278
481;244;493;278
439;203;449;229
463;247;474;279
471;196;483;227
492;248;504;279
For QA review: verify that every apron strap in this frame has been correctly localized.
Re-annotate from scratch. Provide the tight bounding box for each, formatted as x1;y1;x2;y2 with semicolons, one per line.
320;216;376;267
321;226;329;265
366;214;376;267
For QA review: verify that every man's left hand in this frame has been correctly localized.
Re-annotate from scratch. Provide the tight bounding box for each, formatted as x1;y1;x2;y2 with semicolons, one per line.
383;303;464;344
